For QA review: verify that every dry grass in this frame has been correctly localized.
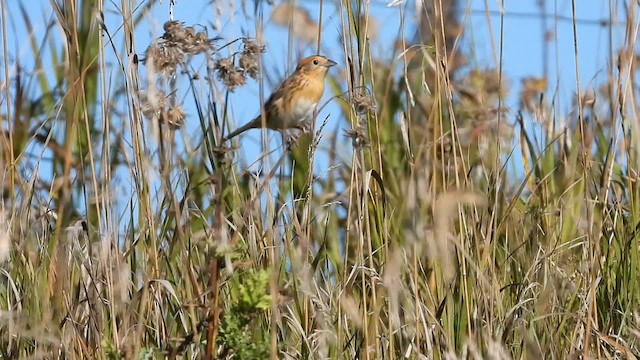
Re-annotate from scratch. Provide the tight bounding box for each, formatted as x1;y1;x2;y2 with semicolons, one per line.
1;0;639;358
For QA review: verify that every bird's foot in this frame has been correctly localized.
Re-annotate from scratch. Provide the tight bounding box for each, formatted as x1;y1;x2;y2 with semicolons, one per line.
285;132;301;148
299;121;313;134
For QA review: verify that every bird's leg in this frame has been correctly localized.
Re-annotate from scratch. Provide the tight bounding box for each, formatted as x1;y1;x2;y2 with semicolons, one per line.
284;120;314;147
298;120;313;134
284;131;301;147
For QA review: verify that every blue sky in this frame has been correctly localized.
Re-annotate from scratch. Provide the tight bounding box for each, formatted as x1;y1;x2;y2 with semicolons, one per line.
7;0;618;151
128;0;617;169
3;0;627;215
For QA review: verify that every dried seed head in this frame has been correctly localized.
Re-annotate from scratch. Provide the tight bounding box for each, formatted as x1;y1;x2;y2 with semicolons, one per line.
145;41;183;76
225;70;246;90
143;21;214;76
344;121;369;149
140;91;186;129
140;90;168;119
164;105;186;129
351;92;376;115
239;54;259;79
214;56;234;73
184;27;196;41
242;38;264;56
188;31;213;54
214;56;246;91
163;20;183;36
163;21;185;43
239;38;264;79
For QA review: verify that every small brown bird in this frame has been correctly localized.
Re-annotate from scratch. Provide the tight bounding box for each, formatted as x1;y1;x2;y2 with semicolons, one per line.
224;55;337;141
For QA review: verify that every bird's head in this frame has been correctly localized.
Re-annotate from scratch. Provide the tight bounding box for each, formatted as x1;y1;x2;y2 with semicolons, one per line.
295;55;337;78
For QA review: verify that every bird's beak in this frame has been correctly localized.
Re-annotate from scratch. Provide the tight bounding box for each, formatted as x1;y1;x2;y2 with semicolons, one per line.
325;59;337;68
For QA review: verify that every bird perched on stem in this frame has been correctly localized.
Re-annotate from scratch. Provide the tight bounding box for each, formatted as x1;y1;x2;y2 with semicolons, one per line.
224;55;337;143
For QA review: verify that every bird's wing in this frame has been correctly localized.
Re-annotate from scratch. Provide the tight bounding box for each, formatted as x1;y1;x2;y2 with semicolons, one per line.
224;75;297;140
224;85;281;140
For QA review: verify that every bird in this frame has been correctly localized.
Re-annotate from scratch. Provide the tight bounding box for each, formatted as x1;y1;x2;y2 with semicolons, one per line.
224;55;337;142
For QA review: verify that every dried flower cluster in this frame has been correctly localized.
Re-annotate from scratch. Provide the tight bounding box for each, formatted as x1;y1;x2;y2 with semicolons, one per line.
140;90;186;129
145;21;214;76
345;120;369;149
214;38;264;91
141;19;265;131
351;91;376;115
164;105;186;128
213;56;246;91
239;39;264;79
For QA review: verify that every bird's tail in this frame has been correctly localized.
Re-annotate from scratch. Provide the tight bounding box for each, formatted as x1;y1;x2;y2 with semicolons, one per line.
223;117;260;141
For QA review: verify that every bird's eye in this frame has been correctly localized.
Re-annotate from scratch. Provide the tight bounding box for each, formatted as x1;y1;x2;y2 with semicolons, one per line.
313;60;319;65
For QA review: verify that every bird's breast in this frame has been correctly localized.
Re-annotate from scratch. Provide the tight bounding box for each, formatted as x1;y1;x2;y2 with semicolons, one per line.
285;79;324;124
289;97;316;122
